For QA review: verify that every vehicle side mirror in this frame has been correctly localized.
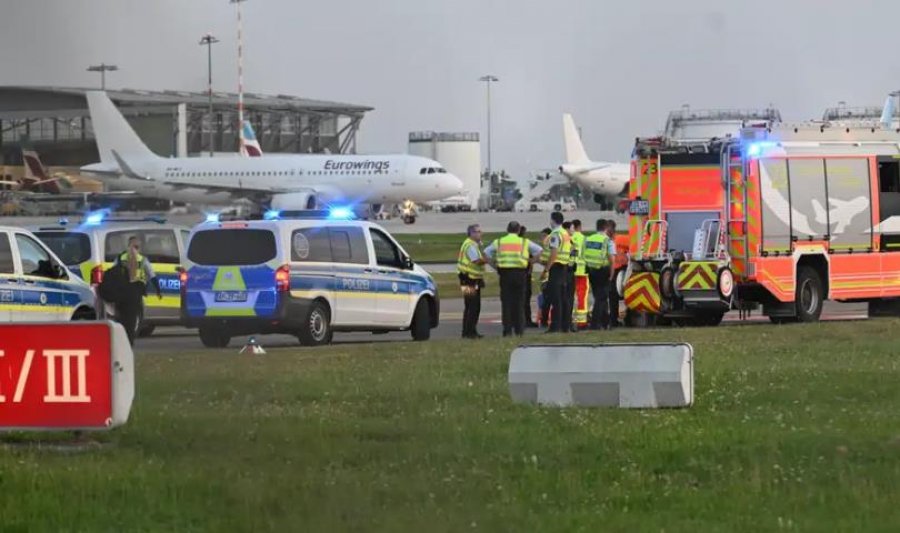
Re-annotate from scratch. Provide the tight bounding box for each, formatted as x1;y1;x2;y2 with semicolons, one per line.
53;264;67;280
402;255;413;270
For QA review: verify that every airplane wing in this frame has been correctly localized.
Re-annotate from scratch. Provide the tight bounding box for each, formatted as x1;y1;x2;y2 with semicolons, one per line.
80;162;121;176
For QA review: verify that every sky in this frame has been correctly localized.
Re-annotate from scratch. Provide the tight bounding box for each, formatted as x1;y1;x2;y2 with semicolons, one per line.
3;0;900;180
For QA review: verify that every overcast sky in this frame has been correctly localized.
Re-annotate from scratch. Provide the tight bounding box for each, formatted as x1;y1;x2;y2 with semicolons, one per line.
3;0;900;179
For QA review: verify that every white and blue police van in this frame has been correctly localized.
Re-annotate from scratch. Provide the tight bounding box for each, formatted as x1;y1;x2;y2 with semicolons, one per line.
180;209;439;348
0;225;97;322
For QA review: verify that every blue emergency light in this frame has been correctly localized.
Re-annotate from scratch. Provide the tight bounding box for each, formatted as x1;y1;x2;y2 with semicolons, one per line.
327;206;354;220
205;213;221;223
84;210;108;226
263;210;281;220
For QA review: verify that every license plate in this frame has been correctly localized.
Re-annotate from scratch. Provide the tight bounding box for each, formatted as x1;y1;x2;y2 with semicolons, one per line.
215;291;248;303
629;199;650;216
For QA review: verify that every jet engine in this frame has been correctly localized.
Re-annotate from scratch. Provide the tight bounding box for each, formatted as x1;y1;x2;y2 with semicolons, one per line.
270;192;318;211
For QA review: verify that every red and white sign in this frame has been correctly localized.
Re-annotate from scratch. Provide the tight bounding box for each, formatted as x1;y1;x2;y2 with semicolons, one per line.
0;321;134;431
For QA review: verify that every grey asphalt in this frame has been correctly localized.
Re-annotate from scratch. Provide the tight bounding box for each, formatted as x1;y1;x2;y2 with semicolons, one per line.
135;299;868;353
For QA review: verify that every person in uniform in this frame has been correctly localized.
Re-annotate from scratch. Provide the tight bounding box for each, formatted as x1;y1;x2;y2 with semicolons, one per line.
116;235;161;346
606;219;621;328
537;227;552;327
570;219;589;329
519;225;540;328
484;221;542;336
542;212;572;333
584;219;612;330
561;221;576;332
457;224;487;339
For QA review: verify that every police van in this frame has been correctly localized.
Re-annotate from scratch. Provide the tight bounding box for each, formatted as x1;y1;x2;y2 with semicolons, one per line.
32;212;190;336
0;226;96;322
181;211;439;348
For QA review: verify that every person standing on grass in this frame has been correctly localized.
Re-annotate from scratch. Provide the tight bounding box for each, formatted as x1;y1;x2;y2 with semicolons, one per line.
519;225;540;328
457;224;487;339
484;221;542;337
542;212;572;333
606;219;621;328
115;235;161;346
537;227;552;327
584;219;612;330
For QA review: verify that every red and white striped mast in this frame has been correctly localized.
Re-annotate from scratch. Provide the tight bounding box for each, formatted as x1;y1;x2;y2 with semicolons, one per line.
231;0;249;154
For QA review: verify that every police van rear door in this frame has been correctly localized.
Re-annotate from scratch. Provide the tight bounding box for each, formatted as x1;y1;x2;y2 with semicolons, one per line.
185;227;281;318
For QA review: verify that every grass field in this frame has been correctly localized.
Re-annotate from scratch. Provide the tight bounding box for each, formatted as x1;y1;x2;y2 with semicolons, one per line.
397;233;545;263
4;320;900;530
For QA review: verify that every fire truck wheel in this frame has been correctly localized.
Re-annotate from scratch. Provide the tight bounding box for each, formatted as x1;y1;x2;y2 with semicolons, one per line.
615;269;627;298
717;267;735;299
660;267;675;299
795;266;824;322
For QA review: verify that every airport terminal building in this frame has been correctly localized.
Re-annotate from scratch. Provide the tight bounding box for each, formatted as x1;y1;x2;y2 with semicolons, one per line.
0;86;373;166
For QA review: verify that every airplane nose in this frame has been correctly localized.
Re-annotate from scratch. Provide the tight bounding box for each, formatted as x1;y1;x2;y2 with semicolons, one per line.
446;173;464;194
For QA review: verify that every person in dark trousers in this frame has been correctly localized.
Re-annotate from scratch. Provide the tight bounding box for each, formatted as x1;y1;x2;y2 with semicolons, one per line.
485;221;542;336
542;211;572;333
116;236;161;346
537;227;552;327
519;225;539;328
606;219;621;328
584;219;612;329
457;224;487;339
561;221;576;332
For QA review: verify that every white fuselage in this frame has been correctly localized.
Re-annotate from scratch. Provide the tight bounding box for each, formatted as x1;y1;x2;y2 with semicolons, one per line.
560;162;630;198
91;154;463;206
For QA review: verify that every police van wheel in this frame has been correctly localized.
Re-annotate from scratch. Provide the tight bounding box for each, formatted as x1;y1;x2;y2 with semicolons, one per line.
410;299;431;341
199;326;230;348
299;301;332;346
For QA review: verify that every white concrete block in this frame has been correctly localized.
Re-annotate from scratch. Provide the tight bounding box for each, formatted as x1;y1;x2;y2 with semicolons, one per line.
508;343;693;408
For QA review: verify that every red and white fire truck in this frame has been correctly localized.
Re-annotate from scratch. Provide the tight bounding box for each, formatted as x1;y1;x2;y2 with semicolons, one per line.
621;121;900;326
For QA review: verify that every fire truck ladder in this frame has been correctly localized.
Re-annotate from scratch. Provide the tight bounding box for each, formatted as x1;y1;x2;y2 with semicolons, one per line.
721;142;748;273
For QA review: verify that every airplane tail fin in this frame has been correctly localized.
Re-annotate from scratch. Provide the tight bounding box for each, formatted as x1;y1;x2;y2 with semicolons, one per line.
239;120;263;157
881;95;896;130
85;91;157;166
563;113;590;165
22;150;47;181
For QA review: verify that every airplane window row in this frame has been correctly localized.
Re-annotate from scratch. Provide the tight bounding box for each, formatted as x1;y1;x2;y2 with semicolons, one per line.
164;170;297;178
419;167;447;174
308;170;387;176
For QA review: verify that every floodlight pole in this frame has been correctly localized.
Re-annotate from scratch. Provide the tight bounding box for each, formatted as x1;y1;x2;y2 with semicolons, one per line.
478;75;499;181
86;63;118;90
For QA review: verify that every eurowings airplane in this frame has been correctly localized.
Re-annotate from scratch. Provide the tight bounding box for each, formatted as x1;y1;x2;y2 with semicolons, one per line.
558;113;629;203
80;91;463;210
239;120;263;157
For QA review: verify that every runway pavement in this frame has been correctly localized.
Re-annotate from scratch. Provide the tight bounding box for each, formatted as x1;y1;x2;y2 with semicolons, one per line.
135;299;869;353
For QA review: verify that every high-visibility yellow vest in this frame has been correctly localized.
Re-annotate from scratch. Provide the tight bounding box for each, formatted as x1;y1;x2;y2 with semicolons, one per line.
551;227;571;266
457;238;485;279
119;251;148;283
494;234;529;269
571;231;586;275
583;232;610;269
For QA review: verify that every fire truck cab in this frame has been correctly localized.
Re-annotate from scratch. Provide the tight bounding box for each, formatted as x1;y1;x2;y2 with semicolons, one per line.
622;121;900;326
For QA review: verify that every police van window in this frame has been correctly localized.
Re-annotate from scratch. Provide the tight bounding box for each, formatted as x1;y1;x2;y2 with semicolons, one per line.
328;227;368;264
33;231;91;265
15;234;57;278
188;229;276;266
105;230;180;263
369;228;402;268
0;234;13;274
180;230;190;249
291;228;331;262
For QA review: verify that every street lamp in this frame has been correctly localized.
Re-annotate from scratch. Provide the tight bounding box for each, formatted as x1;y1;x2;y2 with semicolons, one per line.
478;75;499;182
199;33;220;156
86;63;118;90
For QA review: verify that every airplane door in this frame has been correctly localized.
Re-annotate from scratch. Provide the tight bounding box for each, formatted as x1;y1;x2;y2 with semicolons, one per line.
0;233;15;321
367;228;413;327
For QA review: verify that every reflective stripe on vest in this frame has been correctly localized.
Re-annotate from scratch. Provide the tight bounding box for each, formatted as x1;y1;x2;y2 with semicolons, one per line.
583;233;610;269
457;238;485;279
119;252;148;283
494;234;529;269
552;228;571;265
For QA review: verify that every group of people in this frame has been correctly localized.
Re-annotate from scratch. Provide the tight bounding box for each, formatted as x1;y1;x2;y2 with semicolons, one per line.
457;211;620;338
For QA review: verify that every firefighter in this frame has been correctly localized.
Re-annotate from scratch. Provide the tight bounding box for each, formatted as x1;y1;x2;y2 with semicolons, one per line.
485;221;542;336
584;219;612;329
606;219;621;328
542;211;572;333
570;219;590;329
457;224;487;339
519;225;540;328
116;235;161;346
537;227;552;327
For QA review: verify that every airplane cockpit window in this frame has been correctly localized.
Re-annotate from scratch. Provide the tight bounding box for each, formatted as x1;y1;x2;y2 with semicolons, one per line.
427;168;435;174
419;168;426;174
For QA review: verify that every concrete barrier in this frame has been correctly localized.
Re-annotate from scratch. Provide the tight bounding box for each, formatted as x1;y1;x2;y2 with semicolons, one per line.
508;343;693;408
